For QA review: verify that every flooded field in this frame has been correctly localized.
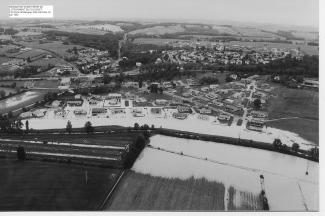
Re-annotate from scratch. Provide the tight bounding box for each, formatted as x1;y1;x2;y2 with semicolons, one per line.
132;135;318;211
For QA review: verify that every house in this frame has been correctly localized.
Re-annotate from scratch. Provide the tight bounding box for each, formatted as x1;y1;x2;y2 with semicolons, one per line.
247;118;265;131
250;110;268;119
66;99;83;107
230;74;238;80
111;108;126;114
218;113;231;122
91;107;107;116
225;104;241;113
199;107;212;114
155;99;168;106
303;79;319;89
74;109;87;115
172;112;188;120
151;107;162;115
177;105;192;113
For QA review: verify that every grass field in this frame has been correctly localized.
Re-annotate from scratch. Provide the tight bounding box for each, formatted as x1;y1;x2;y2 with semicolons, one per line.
0;158;122;211
107;171;226;210
267;84;319;144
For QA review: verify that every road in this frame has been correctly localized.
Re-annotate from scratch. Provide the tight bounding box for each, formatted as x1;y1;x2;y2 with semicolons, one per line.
241;80;257;128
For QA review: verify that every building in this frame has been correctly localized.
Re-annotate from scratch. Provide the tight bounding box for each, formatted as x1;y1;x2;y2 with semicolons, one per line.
151;107;162;115
247;118;265;131
66;99;83;107
199;107;212;114
177;106;192;113
250;110;268;119
155;99;169;106
303;79;319;89
74;109;87;115
172;112;188;120
218;113;231;122
91;108;107;116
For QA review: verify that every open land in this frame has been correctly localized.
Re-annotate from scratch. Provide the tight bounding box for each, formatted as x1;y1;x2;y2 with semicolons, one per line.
127;135;318;211
267;84;318;144
0;158;122;211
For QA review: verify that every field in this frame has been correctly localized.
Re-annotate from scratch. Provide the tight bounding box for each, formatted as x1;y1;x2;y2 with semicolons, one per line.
227;187;263;210
129;25;185;35
19;41;87;57
84;24;124;33
267;85;319;144
107;171;226;210
223;41;318;56
129;135;318;211
0;90;46;114
133;37;187;46
0;158;122;211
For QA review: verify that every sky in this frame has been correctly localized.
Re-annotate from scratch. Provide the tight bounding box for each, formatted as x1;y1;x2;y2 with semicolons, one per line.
0;0;319;27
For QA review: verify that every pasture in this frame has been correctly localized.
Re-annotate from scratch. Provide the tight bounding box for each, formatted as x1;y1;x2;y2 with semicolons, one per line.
107;171;226;210
267;85;319;144
0;159;122;211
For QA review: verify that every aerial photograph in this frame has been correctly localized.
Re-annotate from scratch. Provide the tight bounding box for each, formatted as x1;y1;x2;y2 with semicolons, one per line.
0;0;320;213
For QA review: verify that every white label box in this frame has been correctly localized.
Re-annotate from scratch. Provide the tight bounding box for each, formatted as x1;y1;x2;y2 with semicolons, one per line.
9;5;53;18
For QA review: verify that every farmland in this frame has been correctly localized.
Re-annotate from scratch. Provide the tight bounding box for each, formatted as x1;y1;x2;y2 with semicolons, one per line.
107;171;226;210
267;85;318;144
223;41;318;56
19;41;87;57
129;25;185;35
0;158;122;211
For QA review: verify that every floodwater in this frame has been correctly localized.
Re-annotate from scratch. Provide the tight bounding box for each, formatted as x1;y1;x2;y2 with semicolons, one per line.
132;135;318;211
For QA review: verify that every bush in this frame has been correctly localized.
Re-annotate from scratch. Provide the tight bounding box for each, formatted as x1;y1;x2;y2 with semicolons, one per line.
17;146;26;160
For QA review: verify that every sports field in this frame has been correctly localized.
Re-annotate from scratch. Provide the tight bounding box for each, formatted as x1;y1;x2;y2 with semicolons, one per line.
0;159;122;211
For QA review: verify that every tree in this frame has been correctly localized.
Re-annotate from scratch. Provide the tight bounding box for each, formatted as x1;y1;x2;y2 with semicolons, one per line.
14;120;23;131
138;79;143;88
309;147;319;160
253;98;261;110
8;111;13;119
25;120;29;133
72;46;78;55
103;74;112;84
0;90;5;98
292;143;300;152
273;139;282;149
134;123;140;130
66;120;72;134
17;146;26;160
84;121;94;134
225;76;233;82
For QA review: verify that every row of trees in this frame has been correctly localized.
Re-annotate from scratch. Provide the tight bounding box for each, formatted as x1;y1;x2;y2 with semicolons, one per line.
0;115;26;133
273;138;319;160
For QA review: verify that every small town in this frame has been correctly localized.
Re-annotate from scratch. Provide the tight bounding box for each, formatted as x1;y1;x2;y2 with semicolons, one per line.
0;0;320;213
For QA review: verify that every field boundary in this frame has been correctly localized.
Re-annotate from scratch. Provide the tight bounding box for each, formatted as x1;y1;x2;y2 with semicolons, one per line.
99;170;126;210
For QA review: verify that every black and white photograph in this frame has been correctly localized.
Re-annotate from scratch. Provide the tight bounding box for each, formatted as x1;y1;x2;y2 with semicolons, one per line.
0;0;321;213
